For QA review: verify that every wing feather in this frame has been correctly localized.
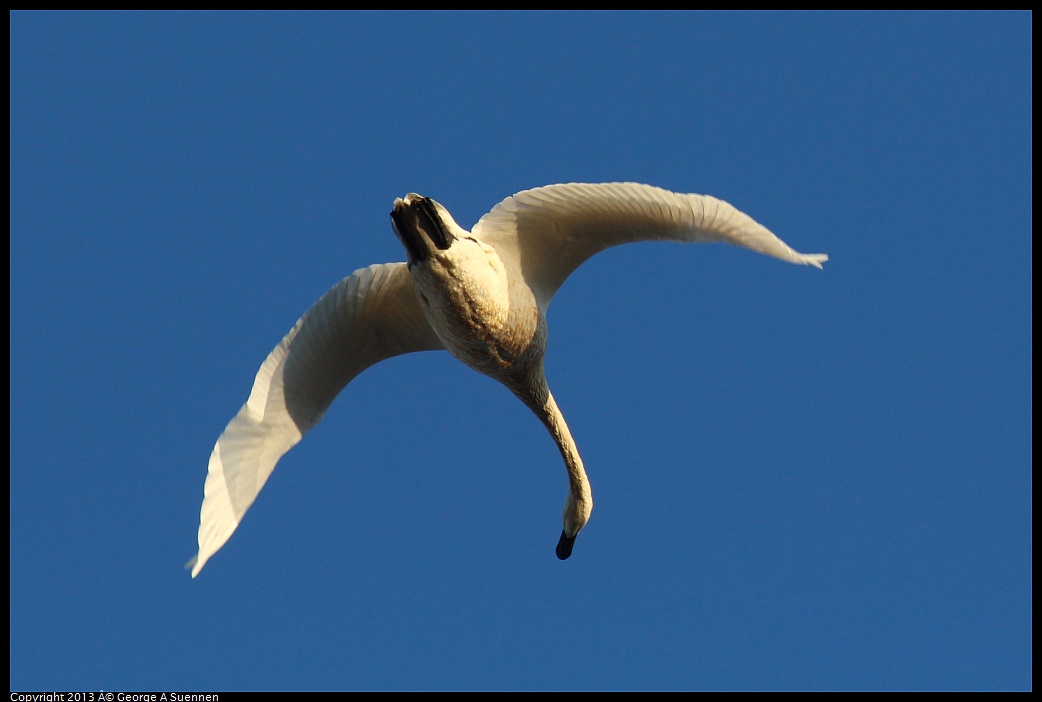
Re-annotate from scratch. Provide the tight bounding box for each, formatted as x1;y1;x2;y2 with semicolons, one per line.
472;182;827;309
189;262;442;577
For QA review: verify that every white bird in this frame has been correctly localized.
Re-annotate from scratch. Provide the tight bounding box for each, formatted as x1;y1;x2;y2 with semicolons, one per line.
188;182;827;577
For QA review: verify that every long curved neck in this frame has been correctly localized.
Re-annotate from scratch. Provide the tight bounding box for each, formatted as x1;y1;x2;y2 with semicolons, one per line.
514;373;593;537
543;389;592;515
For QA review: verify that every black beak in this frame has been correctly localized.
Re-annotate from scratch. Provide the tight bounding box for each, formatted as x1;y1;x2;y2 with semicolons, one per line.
556;530;576;560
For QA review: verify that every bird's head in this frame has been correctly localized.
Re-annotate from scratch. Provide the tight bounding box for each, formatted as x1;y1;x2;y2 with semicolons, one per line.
556;485;593;560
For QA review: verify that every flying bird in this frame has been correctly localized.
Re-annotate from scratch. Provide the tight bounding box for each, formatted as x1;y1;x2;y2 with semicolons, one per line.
188;182;827;576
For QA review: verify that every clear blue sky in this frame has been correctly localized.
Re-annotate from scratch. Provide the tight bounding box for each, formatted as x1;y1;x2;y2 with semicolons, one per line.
10;11;1031;691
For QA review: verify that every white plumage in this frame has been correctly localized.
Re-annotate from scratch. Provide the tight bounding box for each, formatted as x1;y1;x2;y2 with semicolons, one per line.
189;182;826;576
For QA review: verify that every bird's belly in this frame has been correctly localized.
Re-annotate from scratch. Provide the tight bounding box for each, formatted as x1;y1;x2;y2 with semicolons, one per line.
410;251;545;379
433;294;544;377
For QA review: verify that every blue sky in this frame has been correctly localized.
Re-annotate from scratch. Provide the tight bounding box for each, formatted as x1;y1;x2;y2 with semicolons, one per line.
10;11;1031;691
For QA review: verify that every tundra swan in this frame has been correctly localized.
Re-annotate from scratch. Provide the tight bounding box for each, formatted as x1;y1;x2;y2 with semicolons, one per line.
189;182;827;576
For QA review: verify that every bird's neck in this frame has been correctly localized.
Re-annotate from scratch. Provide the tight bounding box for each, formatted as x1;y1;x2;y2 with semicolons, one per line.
516;373;592;536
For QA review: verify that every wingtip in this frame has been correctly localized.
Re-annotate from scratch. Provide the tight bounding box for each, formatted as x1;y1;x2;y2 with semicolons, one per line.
802;253;828;270
185;554;202;578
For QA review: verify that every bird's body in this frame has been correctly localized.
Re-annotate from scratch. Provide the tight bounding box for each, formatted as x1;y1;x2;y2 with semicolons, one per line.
189;182;827;576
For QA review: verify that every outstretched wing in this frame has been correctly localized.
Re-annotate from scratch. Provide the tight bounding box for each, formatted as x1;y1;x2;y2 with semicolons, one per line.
471;182;827;310
189;262;443;577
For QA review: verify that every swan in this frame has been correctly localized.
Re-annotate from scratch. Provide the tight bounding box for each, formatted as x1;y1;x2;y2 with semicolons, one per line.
188;182;827;577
